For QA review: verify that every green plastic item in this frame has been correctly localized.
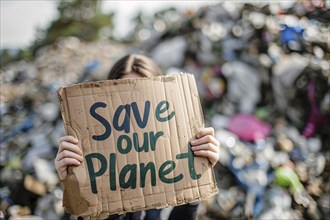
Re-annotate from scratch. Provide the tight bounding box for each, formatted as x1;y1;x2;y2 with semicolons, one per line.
274;166;303;194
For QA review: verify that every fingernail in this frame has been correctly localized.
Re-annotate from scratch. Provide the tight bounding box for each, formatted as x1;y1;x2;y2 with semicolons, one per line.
191;140;196;145
191;147;196;151
196;133;201;138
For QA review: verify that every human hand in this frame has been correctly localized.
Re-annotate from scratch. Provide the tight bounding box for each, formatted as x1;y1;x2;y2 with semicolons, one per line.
55;136;83;180
190;127;220;167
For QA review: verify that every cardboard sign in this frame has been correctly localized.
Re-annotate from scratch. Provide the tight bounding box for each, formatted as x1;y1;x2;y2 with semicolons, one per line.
57;73;218;219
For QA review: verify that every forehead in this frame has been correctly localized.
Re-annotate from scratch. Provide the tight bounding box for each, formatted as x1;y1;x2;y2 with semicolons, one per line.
120;72;144;79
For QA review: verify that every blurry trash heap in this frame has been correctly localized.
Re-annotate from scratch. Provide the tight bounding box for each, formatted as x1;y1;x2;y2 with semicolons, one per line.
0;2;329;220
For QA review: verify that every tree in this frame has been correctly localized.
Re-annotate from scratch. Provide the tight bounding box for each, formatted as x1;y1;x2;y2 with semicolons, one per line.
31;0;114;54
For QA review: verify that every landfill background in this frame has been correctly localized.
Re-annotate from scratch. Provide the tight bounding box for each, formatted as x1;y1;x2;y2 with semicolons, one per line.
0;1;329;220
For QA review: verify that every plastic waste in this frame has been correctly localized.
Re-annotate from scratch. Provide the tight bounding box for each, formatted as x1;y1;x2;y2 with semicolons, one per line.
227;114;271;142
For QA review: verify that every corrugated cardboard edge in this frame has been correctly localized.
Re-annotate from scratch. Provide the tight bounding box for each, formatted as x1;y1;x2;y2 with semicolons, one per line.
58;88;91;215
57;73;219;219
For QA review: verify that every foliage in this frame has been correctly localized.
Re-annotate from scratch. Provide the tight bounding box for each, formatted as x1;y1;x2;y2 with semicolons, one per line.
30;0;114;55
0;49;32;67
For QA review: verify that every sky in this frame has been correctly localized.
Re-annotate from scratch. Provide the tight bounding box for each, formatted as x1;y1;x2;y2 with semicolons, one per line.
0;0;217;49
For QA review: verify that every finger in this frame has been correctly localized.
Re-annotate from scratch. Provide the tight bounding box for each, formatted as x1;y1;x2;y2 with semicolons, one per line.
58;141;82;156
193;150;219;165
191;135;219;146
193;150;219;160
191;143;218;153
57;150;84;162
59;136;78;144
196;127;214;138
58;157;81;167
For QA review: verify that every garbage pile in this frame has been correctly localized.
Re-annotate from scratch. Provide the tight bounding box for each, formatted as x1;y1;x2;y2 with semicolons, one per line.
0;39;128;219
140;1;329;220
0;1;329;220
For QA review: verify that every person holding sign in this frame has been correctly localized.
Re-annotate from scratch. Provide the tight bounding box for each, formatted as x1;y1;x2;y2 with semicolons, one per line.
55;54;220;220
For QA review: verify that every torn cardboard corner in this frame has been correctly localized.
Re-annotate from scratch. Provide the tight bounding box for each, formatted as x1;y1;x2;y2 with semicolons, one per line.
57;73;219;219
